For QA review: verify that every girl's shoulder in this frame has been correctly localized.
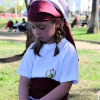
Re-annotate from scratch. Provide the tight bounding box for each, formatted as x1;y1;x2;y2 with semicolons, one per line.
59;38;77;55
60;38;75;49
27;42;35;50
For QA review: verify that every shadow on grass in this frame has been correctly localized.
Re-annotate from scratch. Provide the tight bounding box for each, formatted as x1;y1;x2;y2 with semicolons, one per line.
0;50;26;63
71;27;93;36
73;32;87;35
0;31;25;37
72;88;98;93
69;88;98;100
74;39;100;44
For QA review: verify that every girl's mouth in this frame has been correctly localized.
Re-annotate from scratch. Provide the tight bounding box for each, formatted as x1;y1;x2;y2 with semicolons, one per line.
37;37;43;40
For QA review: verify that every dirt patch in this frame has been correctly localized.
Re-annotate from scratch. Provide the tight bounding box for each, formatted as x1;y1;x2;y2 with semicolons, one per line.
75;41;100;52
0;31;26;42
0;30;100;51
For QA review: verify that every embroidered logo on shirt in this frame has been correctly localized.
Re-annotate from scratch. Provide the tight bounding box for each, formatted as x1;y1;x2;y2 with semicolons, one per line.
45;68;56;78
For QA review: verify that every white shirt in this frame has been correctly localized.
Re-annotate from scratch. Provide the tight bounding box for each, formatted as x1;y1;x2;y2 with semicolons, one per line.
17;38;78;84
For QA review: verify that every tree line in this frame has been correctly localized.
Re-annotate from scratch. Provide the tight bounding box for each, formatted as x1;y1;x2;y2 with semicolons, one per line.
0;0;25;14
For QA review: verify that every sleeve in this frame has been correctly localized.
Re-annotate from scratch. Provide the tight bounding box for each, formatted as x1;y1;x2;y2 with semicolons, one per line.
16;43;35;78
60;45;78;84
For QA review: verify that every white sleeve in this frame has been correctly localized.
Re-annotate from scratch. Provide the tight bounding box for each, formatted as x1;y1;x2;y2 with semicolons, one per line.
60;45;78;84
17;43;35;78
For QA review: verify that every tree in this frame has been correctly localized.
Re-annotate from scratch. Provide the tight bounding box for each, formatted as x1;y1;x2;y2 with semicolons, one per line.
25;0;29;9
0;6;7;13
87;0;99;33
24;0;36;49
7;5;24;13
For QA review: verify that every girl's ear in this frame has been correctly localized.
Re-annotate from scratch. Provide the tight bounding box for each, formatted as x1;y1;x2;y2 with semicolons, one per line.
55;18;62;28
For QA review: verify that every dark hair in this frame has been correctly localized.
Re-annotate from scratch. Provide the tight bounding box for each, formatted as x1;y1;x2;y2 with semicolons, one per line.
32;18;66;56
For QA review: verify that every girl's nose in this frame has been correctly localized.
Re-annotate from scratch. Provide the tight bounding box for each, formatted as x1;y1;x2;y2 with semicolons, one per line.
32;28;40;36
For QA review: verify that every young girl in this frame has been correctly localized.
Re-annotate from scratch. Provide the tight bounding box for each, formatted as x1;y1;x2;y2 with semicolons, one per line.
17;0;78;100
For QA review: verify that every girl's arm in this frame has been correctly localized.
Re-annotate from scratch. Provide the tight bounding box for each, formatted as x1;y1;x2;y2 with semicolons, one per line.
40;81;72;100
18;76;30;100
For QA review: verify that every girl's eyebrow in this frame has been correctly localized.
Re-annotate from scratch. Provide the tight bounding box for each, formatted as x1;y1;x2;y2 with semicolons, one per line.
37;25;45;27
29;22;46;27
32;24;45;27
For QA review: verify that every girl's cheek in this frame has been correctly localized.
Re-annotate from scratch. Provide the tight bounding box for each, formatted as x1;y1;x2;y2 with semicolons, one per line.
31;28;33;32
32;29;35;34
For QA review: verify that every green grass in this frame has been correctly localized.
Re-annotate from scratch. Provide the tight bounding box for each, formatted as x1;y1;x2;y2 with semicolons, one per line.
70;49;100;100
0;65;19;100
71;28;100;42
0;40;25;100
78;50;100;81
0;40;100;100
0;40;25;58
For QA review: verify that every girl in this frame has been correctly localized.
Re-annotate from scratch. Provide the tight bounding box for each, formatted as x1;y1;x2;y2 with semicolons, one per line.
17;0;78;100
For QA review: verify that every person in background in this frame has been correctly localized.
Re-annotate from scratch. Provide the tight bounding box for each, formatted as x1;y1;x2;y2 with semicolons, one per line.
6;20;14;32
6;20;10;29
17;0;78;100
71;16;79;28
7;20;20;32
81;12;89;27
12;20;19;32
17;18;28;32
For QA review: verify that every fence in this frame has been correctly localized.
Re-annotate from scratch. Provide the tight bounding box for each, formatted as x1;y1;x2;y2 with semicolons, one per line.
0;13;24;19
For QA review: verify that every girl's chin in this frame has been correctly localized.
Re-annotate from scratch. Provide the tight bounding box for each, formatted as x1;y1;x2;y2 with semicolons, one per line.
37;38;45;41
36;38;51;43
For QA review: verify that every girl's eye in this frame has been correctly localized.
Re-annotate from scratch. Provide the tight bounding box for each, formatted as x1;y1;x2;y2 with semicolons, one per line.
38;26;45;30
31;25;45;30
32;26;35;29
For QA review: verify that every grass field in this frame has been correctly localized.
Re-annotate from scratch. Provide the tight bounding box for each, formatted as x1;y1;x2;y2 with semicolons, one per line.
0;39;100;100
0;40;25;100
71;28;100;42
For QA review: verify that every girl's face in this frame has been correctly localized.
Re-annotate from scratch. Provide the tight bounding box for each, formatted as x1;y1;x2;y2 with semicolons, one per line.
29;20;59;44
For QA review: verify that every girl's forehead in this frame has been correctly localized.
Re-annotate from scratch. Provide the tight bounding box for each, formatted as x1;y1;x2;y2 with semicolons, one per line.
29;21;50;25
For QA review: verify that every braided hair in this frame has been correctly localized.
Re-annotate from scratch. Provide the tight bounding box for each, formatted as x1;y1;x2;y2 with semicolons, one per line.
32;18;66;56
